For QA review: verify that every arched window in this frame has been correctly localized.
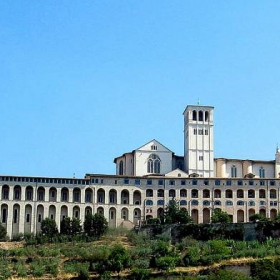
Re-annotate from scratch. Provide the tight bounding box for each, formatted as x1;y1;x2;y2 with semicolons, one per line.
146;200;153;206
248;201;255;206
203;200;210;206
180;200;187;206
119;160;124;175
199;111;203;121
193;110;197;121
231;165;237;178
205;111;209;122
147;154;161;174
259;167;265;178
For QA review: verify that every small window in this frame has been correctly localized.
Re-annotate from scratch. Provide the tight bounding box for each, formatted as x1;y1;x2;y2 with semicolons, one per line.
180;200;187;206
226;180;232;186
194;129;197;135
158;179;164;186
151;145;158;150
147;179;152;185
238;180;243;186
157;200;164;205
205;129;209;135
270;180;275;186
203;200;210;206
146;200;153;206
26;214;30;223
135;179;140;185
204;180;209;185
215;180;220;186
192;179;197;185
191;200;199;206
181;180;186;185
199;156;203;161
169;180;175;186
226;201;233;206
124;179;129;184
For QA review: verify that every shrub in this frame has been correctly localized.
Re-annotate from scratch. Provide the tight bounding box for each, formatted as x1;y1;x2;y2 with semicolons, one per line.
0;224;7;241
155;256;178;271
11;232;24;242
78;265;90;280
133;259;150;269
130;268;151;280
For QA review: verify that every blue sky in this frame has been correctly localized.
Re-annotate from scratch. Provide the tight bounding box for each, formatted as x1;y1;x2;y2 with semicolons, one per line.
1;1;280;178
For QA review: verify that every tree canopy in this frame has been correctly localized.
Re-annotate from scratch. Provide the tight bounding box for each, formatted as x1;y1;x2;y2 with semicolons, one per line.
211;209;230;224
84;213;108;239
164;199;192;224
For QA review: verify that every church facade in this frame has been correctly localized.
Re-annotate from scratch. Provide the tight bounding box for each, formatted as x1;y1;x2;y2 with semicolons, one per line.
1;104;280;238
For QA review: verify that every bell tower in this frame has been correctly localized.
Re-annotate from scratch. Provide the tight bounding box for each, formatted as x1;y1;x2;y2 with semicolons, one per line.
183;105;214;177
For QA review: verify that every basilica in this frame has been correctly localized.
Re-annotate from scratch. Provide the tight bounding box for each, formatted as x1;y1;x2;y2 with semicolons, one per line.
1;104;280;238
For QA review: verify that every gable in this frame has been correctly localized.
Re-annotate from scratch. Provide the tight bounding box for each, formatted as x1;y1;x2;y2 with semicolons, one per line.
165;169;188;178
136;139;173;153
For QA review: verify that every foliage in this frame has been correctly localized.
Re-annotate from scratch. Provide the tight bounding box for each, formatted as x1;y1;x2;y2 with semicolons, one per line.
155;256;178;271
108;244;131;276
84;213;108;239
249;213;268;222
0;260;11;280
164;199;193;224
208;269;251;280
211;209;230;224
41;218;58;240
250;258;280;280
130;268;151;280
60;217;82;236
0;224;7;241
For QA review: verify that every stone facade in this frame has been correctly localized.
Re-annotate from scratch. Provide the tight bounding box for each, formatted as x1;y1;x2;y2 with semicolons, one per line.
1;104;280;238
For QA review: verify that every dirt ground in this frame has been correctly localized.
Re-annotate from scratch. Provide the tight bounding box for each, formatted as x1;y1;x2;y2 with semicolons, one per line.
0;242;24;250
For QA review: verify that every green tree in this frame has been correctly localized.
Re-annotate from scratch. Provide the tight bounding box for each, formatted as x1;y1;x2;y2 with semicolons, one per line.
249;213;269;222
60;217;71;235
164;199;192;224
84;213;108;239
155;256;178;272
71;218;82;235
108;244;131;278
211;209;230;224
60;217;82;236
41;218;58;241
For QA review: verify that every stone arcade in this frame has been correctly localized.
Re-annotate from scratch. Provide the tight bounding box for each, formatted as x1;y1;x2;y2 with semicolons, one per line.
1;104;280;238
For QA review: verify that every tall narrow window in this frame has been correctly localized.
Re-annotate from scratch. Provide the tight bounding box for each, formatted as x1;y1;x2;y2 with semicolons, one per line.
13;209;18;223
259;167;265;178
231;165;237;178
2;208;7;223
119;160;124;175
193;110;197;121
199;111;203;121
147;154;161;174
205;111;209;121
